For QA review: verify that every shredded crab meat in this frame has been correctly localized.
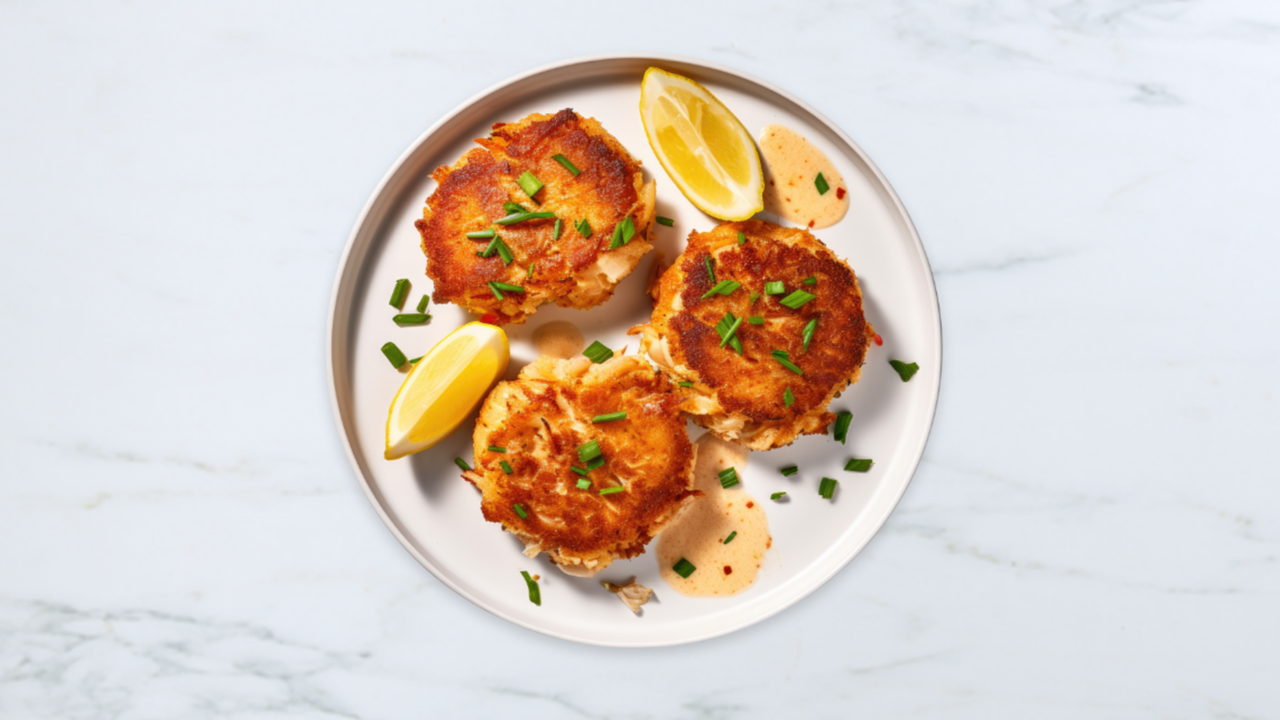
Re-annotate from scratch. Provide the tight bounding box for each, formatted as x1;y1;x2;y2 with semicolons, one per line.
601;577;654;614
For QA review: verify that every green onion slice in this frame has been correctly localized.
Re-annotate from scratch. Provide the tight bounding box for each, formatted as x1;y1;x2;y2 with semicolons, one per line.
819;477;838;499
845;458;873;472
802;276;817;285
513;503;528;519
764;281;786;295
392;313;430;325
491;282;525;293
500;460;513;475
527;263;535;279
772;350;803;375
454;457;471;472
780;290;816;309
780;465;798;477
592;411;627;423
608;216;636;249
517;171;543;198
553;218;562;240
599;486;624;495
677;381;694;388
466;229;496;239
815;172;830;195
583;340;613;364
717;316;744;349
737;231;747;245
503;201;526;215
520;570;541;606
577;440;602;464
771;491;787;500
570;465;589;476
748;316;764;325
656;216;674;227
724;531;738;544
495;239;515;265
783;386;795;408
496;211;556;225
890;360;920;382
576;478;591;490
389;278;409;308
408;356;423;363
488;282;505;300
672;558;696;579
575;218;592;238
718;467;740;488
488;446;507;453
552;153;581;176
802;318;817;351
705;256;716;284
416;294;430;313
833;411;853;444
701;280;742;299
381;342;407;368
750;291;760;304
715;313;744;354
586;456;605;471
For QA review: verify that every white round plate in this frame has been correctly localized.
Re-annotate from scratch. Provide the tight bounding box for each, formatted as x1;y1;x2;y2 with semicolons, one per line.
328;54;940;647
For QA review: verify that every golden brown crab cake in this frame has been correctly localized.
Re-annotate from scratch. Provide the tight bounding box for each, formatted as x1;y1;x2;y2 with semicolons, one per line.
632;219;875;450
414;109;656;324
465;354;697;576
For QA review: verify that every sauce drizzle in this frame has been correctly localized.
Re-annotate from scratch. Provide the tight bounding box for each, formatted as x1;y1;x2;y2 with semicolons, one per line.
758;124;850;230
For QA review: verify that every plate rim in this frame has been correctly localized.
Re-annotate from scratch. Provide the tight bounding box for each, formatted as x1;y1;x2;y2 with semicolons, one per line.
326;52;943;647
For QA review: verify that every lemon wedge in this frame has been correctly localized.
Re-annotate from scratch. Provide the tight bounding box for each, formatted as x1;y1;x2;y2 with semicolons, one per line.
639;67;763;221
384;322;509;460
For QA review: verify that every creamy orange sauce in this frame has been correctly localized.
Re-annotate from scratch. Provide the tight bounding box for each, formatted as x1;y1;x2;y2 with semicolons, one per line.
657;434;771;596
759;124;849;229
531;320;584;359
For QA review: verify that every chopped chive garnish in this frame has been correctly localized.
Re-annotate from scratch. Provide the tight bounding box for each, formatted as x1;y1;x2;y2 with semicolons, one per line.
527;263;535;279
780;465;799;476
845;458;873;472
416;295;430;313
715;313;744;354
466;229;496;239
780;290;816;309
802;318;817;351
520;570;541;606
570;465;589;476
496;211;556;225
408;356;423;363
608;216;636;249
381;342;407;368
586;455;606;471
748;316;764;325
717;315;743;349
815;172;830;195
833;411;853;444
552;153;581;175
750;291;760;304
802;276;817;285
819;477;838;499
890;360;920;382
513;503;528;519
737;231;746;245
576;478;591;490
492;282;525;293
701;280;742;299
718;467;739;488
583;340;613;364
488;446;507;453
478;235;499;258
771;491;787;500
678;380;694;388
389;279;409;308
592;412;627;423
672;558;696;578
577;440;602;464
517;171;543;198
772;350;803;375
764;281;785;295
724;531;738;544
783;386;795;408
454;457;471;472
503;201;526;215
553;218;562;240
705;256;716;284
495;239;515;265
599;486;624;495
393;313;430;325
488;282;504;300
575;218;592;238
656;216;674;227
500;460;513;475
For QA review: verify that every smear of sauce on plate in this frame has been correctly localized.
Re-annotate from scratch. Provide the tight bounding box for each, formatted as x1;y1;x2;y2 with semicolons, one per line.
531;320;584;359
657;434;771;596
758;124;849;229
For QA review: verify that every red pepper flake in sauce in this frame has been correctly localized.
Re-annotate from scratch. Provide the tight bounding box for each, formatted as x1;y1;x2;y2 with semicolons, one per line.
836;187;846;200
724;566;733;575
874;333;884;347
808;220;815;228
746;501;754;509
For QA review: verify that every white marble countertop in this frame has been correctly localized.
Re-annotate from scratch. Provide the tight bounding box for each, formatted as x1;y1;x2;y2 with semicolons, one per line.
3;2;1277;717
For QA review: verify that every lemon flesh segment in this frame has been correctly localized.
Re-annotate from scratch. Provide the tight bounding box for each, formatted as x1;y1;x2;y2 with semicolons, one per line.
385;322;509;460
640;67;763;221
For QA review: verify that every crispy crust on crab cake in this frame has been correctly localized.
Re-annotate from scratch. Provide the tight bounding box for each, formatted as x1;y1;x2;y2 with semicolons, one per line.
465;354;697;577
414;109;655;324
631;219;874;451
